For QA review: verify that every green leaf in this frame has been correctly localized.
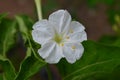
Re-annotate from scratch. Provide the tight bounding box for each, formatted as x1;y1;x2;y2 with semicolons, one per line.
15;15;46;80
0;55;16;80
0;18;16;56
57;40;120;80
99;35;120;47
0;13;7;23
15;15;33;43
0;74;3;80
15;47;45;80
0;14;16;80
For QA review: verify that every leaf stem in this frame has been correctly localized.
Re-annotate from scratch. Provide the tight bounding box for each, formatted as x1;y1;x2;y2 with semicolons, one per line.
34;0;42;20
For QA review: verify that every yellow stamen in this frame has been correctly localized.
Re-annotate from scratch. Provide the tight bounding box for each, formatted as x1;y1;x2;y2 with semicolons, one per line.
69;29;73;33
53;33;62;43
66;36;70;39
60;43;64;47
72;45;76;50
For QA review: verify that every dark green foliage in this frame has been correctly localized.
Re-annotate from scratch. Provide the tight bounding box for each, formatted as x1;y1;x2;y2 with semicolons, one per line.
15;15;46;80
0;17;16;56
0;14;16;80
57;40;120;80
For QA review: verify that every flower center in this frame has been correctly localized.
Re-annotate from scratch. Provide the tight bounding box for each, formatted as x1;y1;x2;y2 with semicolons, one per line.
53;33;63;44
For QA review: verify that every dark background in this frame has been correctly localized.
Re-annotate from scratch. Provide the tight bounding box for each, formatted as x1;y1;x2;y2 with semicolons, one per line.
0;0;115;40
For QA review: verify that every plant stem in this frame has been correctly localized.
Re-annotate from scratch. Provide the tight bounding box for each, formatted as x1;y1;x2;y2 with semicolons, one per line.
34;0;42;20
46;64;52;80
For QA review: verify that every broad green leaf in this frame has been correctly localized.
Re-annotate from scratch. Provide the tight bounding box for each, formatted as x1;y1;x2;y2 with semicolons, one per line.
99;35;120;47
15;15;46;80
0;13;7;23
0;18;16;56
0;74;3;80
0;15;16;80
15;47;45;80
57;40;120;80
0;55;16;80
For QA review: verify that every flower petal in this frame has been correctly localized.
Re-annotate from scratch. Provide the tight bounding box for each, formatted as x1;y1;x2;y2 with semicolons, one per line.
33;19;49;30
48;10;71;33
45;44;63;64
38;41;56;59
70;21;85;33
32;20;54;45
67;31;87;43
63;43;84;64
32;30;52;45
33;19;54;34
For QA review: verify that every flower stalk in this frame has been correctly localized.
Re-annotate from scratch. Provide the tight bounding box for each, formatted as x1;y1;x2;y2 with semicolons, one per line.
34;0;42;20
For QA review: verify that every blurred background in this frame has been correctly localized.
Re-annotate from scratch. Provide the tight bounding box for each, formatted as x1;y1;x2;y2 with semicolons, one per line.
0;0;120;80
1;0;119;40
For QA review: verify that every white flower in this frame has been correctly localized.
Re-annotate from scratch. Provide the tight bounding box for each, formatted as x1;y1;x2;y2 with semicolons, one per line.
32;10;87;64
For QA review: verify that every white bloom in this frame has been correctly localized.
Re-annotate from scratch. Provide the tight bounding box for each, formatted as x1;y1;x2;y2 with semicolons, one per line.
32;10;87;64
